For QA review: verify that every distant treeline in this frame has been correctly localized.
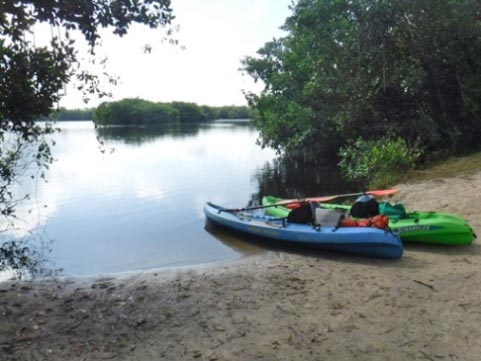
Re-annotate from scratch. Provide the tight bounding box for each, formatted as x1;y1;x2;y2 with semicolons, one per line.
37;107;95;121
38;101;251;124
92;99;252;126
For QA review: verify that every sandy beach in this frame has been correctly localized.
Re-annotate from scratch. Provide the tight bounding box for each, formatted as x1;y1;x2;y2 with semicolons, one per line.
1;171;481;361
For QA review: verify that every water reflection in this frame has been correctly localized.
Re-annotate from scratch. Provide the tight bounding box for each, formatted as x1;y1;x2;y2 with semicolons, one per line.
203;221;261;255
95;123;203;144
1;120;275;279
252;156;356;202
0;120;356;280
95;120;253;145
0;230;61;281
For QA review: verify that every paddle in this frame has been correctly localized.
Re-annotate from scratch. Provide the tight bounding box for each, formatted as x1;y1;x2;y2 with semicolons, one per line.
223;188;399;213
282;188;400;204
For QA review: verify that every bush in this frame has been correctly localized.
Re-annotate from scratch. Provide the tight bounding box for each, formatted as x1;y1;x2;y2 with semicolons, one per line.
338;138;420;188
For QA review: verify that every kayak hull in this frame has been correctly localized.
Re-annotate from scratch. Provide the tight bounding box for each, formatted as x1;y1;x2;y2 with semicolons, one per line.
262;196;475;245
204;202;403;259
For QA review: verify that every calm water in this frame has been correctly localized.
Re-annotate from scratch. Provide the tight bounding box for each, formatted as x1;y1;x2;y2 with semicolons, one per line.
2;120;353;279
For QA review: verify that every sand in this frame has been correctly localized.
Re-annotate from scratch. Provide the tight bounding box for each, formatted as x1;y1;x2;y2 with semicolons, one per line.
1;171;481;361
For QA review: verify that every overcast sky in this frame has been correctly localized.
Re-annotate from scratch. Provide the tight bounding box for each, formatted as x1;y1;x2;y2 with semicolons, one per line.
56;0;293;109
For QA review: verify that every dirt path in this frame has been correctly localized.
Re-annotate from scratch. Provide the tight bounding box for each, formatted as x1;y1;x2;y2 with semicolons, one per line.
1;171;481;361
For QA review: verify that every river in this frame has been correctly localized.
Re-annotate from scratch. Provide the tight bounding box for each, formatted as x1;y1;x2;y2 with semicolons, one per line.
1;120;353;279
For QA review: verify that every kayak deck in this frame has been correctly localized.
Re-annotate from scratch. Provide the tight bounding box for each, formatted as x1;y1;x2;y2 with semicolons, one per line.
205;202;403;259
262;196;475;245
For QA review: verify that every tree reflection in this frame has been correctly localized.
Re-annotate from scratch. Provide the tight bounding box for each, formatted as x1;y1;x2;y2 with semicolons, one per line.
95;120;254;145
0;230;61;281
0;130;61;281
95;123;205;145
252;155;358;203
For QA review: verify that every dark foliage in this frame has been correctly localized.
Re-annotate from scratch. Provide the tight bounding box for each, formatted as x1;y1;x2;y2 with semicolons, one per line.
243;0;481;162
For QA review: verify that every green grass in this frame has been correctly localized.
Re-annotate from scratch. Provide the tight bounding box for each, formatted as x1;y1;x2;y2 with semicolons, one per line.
400;151;481;184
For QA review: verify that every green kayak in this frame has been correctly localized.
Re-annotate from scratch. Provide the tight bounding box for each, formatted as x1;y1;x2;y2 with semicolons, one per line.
262;196;475;245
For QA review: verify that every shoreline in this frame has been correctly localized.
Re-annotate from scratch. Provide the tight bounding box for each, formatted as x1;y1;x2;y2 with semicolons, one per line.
2;171;481;360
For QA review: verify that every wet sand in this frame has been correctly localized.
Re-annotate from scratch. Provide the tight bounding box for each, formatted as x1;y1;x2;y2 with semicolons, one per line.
1;171;481;360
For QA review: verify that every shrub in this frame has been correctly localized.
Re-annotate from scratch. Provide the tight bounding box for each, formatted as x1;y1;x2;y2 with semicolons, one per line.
338;138;420;188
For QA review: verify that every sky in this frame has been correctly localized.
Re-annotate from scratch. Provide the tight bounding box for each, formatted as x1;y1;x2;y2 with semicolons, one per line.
55;0;293;109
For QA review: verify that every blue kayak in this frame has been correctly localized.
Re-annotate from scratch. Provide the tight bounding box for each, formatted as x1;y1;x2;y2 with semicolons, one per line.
204;202;403;259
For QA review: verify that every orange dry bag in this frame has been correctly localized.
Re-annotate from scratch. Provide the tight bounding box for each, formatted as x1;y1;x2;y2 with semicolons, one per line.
340;215;389;230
